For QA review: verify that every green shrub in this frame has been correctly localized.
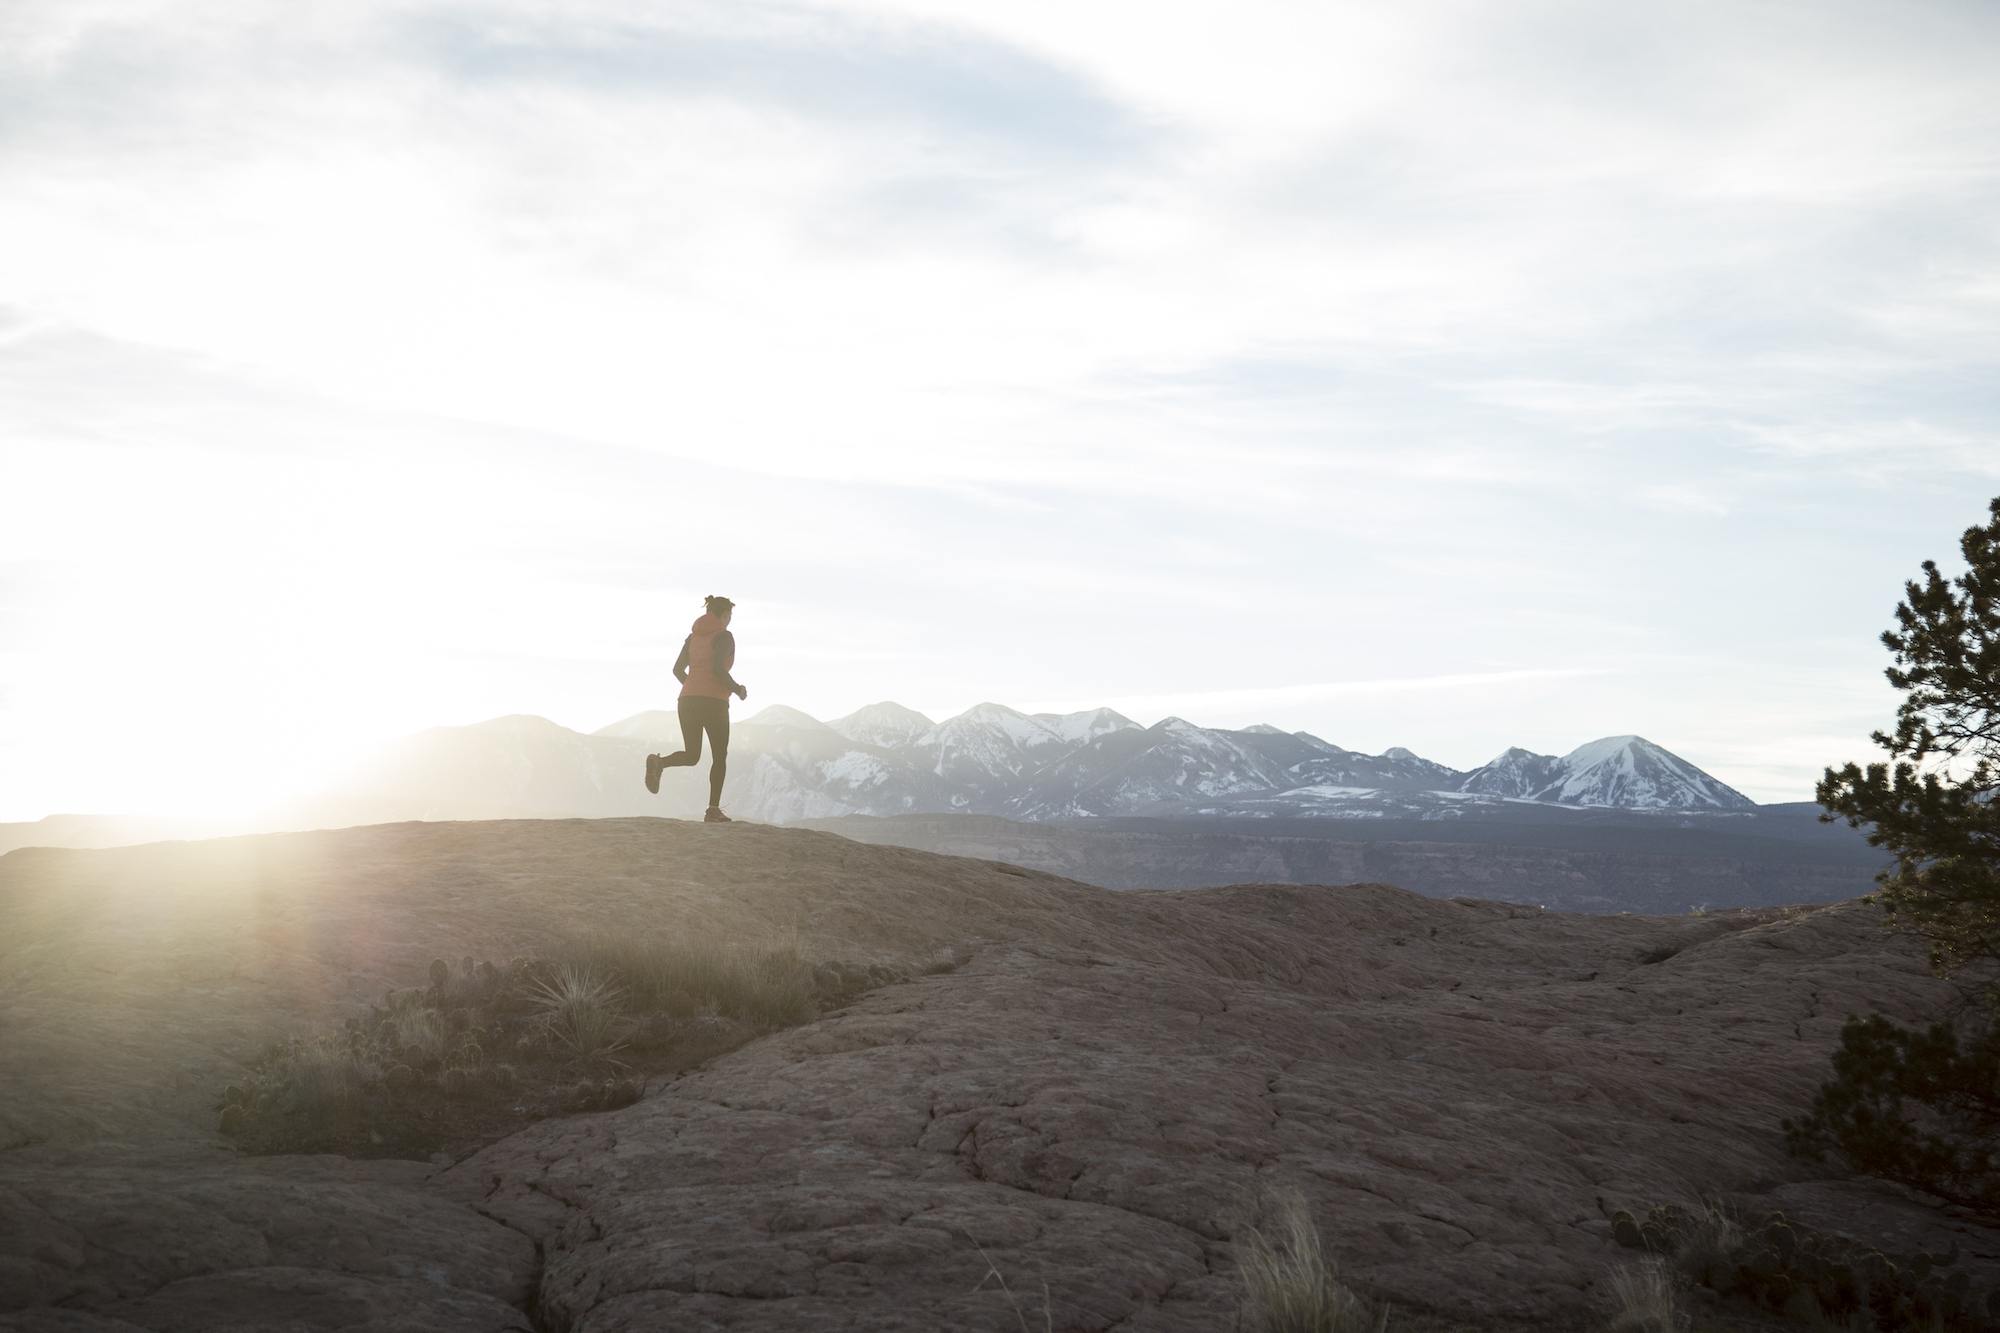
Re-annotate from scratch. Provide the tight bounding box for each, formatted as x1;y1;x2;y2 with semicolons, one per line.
1783;1012;2000;1218
1609;1200;1994;1329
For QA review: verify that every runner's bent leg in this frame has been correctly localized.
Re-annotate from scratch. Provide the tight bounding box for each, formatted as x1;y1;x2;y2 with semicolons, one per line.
660;696;705;767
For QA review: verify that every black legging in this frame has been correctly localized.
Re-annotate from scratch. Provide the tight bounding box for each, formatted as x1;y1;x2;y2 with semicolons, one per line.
660;696;730;807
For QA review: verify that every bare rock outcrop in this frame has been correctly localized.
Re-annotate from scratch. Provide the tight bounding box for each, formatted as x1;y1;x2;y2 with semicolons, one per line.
448;874;1988;1329
0;1154;535;1331
2;819;1993;1329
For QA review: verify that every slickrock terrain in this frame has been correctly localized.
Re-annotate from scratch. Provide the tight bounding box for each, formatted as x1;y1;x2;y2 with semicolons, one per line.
2;819;1995;1330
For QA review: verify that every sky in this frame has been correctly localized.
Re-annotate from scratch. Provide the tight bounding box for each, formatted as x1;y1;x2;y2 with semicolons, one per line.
3;0;1998;820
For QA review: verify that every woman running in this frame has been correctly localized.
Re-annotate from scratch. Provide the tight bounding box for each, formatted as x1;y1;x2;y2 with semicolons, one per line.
645;595;748;822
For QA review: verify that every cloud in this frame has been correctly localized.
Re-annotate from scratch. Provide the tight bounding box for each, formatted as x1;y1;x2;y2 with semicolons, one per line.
2;0;1996;815
405;4;1149;164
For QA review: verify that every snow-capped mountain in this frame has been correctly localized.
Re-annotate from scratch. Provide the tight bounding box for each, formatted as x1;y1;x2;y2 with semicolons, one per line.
828;701;936;751
732;709;952;820
1285;741;1467;794
298;700;1762;828
913;703;1069;804
1456;737;1751;810
1533;735;1755;810
741;704;834;732
1458;747;1568;800
1010;717;1295;818
1030;707;1141;746
1223;727;1348;774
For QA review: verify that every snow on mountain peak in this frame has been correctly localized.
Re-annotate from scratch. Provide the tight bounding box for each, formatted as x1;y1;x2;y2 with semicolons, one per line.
741;705;832;731
828;701;936;749
1457;747;1565;800
1558;735;1649;767
1490;745;1551;763
930;702;1060;746
916;703;1066;781
1031;707;1141;745
358;699;1768;825
1546;735;1753;810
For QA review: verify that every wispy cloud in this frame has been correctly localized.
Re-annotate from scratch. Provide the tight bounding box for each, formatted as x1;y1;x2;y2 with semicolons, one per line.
1;0;1996;814
406;5;1150;163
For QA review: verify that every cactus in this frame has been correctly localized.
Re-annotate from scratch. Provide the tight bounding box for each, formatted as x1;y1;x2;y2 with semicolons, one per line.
427;958;449;989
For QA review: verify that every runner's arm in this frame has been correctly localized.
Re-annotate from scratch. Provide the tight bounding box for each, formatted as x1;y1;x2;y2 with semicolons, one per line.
672;637;691;685
713;630;745;696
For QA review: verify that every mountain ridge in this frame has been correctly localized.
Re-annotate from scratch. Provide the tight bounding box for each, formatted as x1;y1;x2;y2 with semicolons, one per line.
2;702;1770;854
276;700;1760;832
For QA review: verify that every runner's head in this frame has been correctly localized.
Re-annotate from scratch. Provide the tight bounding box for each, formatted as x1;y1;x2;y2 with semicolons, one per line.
703;594;735;625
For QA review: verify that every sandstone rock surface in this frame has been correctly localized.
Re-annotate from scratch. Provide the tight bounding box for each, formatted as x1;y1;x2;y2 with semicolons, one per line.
2;819;1993;1329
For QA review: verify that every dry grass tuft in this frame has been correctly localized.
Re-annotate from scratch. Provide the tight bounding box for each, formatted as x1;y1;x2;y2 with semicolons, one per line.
390;1006;448;1063
1669;1197;1741;1287
283;1034;378;1112
528;963;627;1062
221;926;926;1157
1237;1189;1389;1333
553;931;815;1030
1604;1258;1685;1333
971;1240;1053;1333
